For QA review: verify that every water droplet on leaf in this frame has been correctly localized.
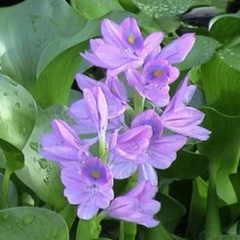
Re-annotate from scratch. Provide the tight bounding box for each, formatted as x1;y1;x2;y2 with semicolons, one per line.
29;142;39;151
15;102;21;108
22;214;35;226
38;158;48;169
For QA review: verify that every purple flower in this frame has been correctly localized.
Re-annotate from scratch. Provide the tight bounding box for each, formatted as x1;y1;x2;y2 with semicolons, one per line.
81;17;163;76
40;119;90;165
61;157;114;220
161;76;211;141
125;60;171;107
104;181;160;227
131;109;187;184
108;110;187;184
124;33;196;106
110;126;152;161
156;33;195;64
108;125;153;179
68;86;108;138
74;73;127;118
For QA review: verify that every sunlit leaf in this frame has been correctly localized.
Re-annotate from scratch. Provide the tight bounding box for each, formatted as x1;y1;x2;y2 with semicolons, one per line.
70;0;124;19
0;207;68;240
0;74;37;150
15;105;69;211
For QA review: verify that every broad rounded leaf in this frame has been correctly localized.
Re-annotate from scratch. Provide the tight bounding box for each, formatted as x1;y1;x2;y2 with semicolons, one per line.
0;74;36;150
176;36;219;71
15;105;70;211
198;108;240;204
71;0;124;19
217;44;240;72
209;13;240;46
133;0;228;18
0;207;68;240
160;149;209;180
156;192;186;231
201;53;240;116
0;0;86;91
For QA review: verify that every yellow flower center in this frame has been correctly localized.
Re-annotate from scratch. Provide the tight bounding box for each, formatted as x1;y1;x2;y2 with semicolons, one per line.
128;34;135;44
91;171;100;178
153;70;162;77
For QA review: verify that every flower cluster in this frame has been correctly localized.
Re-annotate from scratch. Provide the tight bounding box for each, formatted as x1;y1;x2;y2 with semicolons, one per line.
40;17;210;227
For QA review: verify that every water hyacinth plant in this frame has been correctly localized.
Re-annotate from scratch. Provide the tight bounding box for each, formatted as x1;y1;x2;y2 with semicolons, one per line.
1;0;240;239
40;16;210;236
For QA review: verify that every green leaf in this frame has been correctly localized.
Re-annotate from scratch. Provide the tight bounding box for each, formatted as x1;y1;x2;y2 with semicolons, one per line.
0;0;86;91
198;108;240;204
210;13;240;47
229;173;240;201
209;236;240;240
71;0;124;19
0;172;18;208
160;149;209;180
219;202;240;230
76;217;101;240
0;139;24;172
33;42;88;108
15;105;70;211
156;192;186;231
217;44;240;72
118;0;139;13
144;223;173;240
122;221;137;240
176;36;219;71
0;207;68;240
187;177;207;239
0;74;37;150
132;0;228;18
201;53;240;116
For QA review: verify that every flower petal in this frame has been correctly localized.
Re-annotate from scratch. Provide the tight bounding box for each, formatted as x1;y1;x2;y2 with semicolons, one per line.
158;33;195;64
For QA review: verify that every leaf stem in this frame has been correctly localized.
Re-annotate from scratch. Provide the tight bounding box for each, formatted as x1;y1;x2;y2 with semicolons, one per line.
133;91;145;114
0;168;12;209
205;163;222;239
120;220;125;240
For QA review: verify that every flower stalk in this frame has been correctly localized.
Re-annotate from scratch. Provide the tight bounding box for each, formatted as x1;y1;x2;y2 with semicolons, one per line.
205;163;222;239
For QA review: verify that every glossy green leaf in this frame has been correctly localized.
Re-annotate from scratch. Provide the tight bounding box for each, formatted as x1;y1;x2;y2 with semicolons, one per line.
33;42;88;107
201;53;240;116
156;192;186;231
209;236;240;240
210;13;240;46
0;207;68;240
187;177;207;239
229;173;240;201
0;173;18;208
0;74;37;150
176;36;219;71
118;0;139;13
0;0;86;91
219;202;240;230
144;223;173;240
122;222;137;240
0;139;24;172
33;10;133;108
198;108;240;204
76;217;101;240
160;149;209;180
132;0;228;18
15;105;70;211
217;44;240;72
71;0;124;19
